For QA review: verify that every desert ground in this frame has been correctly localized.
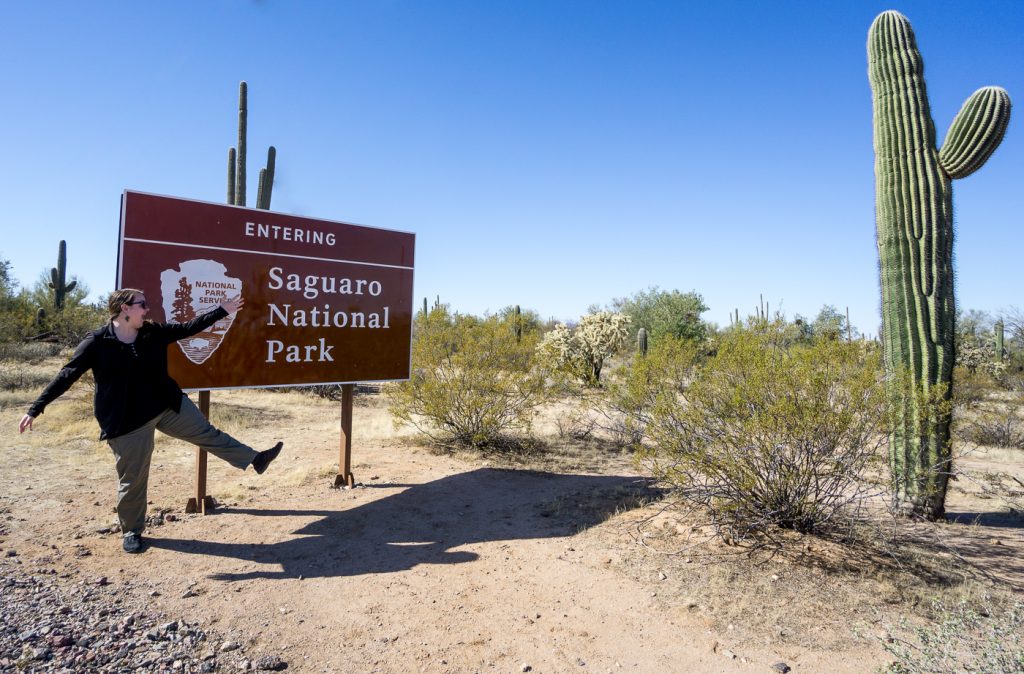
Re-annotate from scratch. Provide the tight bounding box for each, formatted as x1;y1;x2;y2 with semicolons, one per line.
2;377;1022;673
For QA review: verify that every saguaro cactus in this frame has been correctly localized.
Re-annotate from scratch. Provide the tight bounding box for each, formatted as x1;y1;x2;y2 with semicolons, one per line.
637;328;648;357
227;81;276;209
48;240;77;310
995;319;1005;362
868;11;1011;518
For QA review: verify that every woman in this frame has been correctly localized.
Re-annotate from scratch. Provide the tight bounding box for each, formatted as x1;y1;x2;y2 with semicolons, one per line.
19;288;283;554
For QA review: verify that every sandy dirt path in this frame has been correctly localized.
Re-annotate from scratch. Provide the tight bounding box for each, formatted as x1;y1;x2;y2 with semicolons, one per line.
1;392;894;673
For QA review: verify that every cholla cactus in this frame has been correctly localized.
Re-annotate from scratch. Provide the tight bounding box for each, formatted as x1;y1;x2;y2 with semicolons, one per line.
537;312;630;385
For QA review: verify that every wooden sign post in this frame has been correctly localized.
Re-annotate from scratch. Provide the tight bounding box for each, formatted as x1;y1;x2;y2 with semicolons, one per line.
335;384;356;488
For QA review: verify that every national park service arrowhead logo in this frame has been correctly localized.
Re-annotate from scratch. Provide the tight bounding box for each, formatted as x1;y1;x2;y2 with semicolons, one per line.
159;260;241;365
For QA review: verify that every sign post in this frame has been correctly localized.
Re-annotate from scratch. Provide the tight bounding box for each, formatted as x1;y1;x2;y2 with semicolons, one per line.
117;191;414;505
336;383;355;488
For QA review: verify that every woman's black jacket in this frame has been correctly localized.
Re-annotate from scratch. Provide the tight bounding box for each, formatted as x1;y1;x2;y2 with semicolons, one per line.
27;307;228;440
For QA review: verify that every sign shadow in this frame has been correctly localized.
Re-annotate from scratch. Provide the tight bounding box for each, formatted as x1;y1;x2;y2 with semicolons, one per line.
148;468;659;581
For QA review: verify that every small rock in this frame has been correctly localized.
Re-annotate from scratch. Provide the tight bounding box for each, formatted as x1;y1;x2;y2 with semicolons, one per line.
771;663;791;674
521;664;532;672
182;588;199;598
5;549;17;557
254;654;287;671
220;641;241;652
95;577;109;586
658;572;667;581
149;590;161;597
50;635;73;648
165;514;177;522
721;649;736;659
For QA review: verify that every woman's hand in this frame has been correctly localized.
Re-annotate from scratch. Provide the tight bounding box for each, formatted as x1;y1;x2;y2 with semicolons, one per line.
19;414;34;433
220;295;245;315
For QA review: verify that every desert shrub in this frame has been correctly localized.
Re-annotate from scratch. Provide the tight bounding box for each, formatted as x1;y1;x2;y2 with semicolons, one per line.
640;325;887;545
536;311;630;386
0;341;63;362
595;337;701;448
958;403;1024;449
0;360;56;392
881;598;1024;673
611;286;709;343
387;307;548;447
998;350;1024;392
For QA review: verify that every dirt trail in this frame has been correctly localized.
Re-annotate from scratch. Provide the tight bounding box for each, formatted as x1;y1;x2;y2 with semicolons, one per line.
2;391;901;673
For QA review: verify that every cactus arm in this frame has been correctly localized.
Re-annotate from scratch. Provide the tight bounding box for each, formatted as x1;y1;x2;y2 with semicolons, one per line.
939;87;1012;179
227;147;236;204
261;146;276;210
256;168;266;211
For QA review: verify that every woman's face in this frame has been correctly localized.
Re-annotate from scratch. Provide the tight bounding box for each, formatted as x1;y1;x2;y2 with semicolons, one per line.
121;293;150;328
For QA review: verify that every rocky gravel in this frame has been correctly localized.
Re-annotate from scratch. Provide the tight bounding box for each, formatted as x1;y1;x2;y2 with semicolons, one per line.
0;558;286;673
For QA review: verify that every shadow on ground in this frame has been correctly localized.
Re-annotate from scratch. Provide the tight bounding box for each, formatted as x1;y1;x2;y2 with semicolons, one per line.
149;468;660;581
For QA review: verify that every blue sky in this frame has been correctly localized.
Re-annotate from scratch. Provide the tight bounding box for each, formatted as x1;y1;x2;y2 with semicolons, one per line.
1;1;1021;336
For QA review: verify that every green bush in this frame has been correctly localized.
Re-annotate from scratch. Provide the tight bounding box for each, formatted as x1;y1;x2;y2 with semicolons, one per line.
598;337;701;447
387;307;549;447
612;286;709;343
640;324;887;544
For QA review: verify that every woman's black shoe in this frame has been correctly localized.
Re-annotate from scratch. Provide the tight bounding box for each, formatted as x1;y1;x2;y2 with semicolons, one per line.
253;442;283;475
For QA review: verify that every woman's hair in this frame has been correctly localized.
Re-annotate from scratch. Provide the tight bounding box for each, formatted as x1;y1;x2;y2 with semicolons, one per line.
107;288;144;319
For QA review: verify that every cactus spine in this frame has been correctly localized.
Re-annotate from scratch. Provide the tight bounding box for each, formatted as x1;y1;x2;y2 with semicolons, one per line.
868;11;1011;518
637;328;648;357
228;81;276;209
48;240;77;310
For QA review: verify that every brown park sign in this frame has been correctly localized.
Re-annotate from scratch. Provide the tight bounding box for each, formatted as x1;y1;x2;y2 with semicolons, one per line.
117;190;415;390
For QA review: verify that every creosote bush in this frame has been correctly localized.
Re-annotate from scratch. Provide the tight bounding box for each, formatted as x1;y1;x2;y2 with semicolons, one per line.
597;336;701;448
387;307;548;447
640;324;887;545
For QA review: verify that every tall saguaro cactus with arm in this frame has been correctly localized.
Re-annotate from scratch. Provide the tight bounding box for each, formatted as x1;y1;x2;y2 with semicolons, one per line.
49;240;76;310
867;11;1011;518
227;81;276;209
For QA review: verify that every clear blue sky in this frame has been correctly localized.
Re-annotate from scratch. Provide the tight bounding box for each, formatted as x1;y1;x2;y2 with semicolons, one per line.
2;1;1021;337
